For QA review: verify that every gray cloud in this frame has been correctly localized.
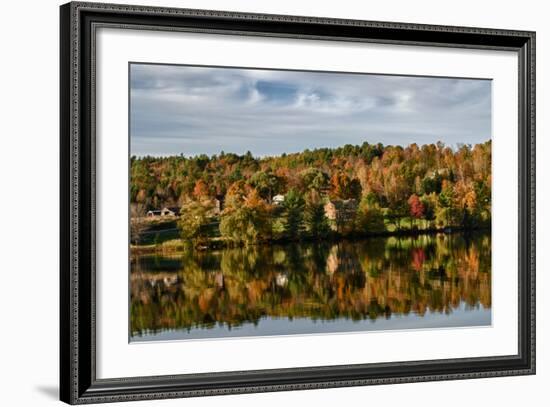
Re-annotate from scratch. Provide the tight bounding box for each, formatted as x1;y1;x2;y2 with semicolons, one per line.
130;63;491;157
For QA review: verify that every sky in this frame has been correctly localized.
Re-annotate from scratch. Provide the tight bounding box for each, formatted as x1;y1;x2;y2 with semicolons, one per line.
130;63;491;158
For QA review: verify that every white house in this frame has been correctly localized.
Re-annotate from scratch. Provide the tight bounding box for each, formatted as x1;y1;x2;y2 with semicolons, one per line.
147;207;180;217
160;207;180;217
272;194;285;205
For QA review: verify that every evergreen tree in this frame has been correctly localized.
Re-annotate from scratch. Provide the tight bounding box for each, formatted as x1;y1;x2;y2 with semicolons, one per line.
283;189;305;240
305;190;330;238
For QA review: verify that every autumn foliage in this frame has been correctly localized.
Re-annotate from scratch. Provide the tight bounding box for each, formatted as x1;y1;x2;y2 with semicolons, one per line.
131;140;491;245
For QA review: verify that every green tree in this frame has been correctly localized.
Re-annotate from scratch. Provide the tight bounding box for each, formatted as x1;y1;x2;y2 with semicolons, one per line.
220;189;271;245
283;189;305;240
421;172;443;194
355;196;385;234
178;200;213;247
421;193;437;228
473;179;491;227
304;190;330;238
219;207;259;245
300;168;329;193
249;171;282;203
437;180;456;227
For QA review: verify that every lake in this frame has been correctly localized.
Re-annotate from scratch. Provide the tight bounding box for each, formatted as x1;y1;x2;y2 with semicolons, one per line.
130;232;491;341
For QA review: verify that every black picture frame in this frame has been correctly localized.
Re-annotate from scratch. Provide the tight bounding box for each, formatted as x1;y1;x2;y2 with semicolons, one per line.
60;1;536;404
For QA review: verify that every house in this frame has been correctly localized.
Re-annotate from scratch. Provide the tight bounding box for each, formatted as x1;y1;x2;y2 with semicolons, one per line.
161;207;180;217
275;272;288;287
147;207;180;217
213;194;225;214
272;194;285;205
324;199;358;231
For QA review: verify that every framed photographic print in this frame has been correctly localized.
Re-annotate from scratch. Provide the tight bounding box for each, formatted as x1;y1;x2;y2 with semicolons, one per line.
60;1;536;404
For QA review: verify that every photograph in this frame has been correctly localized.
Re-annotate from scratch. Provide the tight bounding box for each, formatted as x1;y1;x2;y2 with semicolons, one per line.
57;2;536;403
129;63;492;342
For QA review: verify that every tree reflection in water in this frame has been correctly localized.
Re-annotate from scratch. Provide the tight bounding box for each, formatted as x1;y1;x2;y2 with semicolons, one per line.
130;233;491;339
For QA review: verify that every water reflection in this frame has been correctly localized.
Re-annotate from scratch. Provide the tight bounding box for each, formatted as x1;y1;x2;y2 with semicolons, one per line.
130;233;491;340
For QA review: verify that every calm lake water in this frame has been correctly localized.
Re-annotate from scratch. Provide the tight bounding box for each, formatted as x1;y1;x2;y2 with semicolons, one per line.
130;233;491;341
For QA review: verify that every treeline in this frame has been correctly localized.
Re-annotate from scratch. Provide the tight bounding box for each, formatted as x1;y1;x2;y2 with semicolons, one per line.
130;140;491;245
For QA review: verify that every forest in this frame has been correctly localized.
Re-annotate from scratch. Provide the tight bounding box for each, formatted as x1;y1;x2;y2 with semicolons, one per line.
130;140;491;248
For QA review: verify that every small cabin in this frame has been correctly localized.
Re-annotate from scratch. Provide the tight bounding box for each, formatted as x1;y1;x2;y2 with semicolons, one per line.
272;194;285;205
324;199;358;230
161;207;180;217
147;207;180;217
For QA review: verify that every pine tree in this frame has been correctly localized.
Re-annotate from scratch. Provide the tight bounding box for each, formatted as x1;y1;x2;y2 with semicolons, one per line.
283;189;305;240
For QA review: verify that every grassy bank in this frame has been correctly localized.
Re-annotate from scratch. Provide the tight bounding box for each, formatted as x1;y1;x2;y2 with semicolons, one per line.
130;224;490;256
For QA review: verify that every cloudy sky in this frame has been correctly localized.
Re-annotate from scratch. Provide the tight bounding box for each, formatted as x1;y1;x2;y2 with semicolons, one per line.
130;63;491;157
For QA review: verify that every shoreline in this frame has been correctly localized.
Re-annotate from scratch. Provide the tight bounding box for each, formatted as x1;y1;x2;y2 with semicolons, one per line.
130;226;490;256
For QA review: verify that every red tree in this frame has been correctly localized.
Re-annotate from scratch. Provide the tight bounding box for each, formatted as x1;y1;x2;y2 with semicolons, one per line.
408;194;425;226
